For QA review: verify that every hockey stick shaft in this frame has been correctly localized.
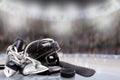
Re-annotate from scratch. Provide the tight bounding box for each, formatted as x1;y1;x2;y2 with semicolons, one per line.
59;61;95;77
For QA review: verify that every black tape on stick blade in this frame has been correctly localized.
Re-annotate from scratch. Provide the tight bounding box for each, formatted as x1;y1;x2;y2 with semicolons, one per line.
60;61;95;77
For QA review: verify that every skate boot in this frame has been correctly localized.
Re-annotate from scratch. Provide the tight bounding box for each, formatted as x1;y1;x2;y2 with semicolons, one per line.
4;39;26;77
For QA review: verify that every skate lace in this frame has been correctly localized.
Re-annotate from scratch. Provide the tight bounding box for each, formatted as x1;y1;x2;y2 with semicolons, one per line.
7;45;42;68
6;46;25;64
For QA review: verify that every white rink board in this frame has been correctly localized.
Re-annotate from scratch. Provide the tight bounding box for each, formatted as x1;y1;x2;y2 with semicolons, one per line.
0;53;120;80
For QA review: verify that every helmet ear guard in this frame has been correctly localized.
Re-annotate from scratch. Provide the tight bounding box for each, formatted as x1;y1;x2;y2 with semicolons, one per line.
46;52;60;66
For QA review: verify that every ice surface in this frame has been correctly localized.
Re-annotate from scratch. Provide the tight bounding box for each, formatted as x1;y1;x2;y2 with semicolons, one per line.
0;53;120;80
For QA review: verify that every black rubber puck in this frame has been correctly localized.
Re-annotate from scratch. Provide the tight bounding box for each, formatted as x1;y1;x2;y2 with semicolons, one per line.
0;65;4;69
60;68;75;78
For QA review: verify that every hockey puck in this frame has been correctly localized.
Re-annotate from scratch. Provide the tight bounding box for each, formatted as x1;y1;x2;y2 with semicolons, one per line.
60;68;75;78
0;65;4;69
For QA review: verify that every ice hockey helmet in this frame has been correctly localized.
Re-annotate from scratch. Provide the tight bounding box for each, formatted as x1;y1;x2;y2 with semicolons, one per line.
24;38;60;66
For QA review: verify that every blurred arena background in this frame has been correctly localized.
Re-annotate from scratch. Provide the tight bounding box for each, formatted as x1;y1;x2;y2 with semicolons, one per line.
0;0;120;54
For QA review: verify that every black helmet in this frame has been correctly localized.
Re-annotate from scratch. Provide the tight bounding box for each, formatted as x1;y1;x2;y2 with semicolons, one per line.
25;38;60;66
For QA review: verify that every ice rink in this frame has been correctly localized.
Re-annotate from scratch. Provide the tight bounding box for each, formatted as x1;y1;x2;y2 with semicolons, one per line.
0;53;120;80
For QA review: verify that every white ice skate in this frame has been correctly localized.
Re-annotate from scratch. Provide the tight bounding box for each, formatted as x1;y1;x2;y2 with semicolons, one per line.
4;39;49;77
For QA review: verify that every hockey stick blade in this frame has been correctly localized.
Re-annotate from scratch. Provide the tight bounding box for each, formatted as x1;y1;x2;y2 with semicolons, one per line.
60;61;95;77
0;64;4;69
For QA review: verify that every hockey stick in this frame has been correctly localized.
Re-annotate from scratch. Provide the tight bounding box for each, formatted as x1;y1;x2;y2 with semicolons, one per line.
59;61;95;77
0;61;96;77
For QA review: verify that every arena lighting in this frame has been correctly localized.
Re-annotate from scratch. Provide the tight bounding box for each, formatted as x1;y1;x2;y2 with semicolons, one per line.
45;4;61;21
64;4;80;20
48;4;79;35
89;0;120;33
0;0;119;36
3;15;27;31
0;0;120;20
50;20;73;35
94;14;117;32
0;1;27;31
0;1;26;16
0;0;120;34
27;4;43;19
85;0;120;19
